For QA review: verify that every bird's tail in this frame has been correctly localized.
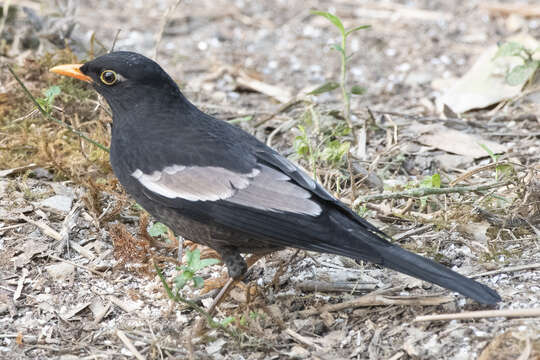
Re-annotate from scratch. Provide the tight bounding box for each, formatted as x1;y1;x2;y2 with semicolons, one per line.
371;244;501;304
328;212;501;304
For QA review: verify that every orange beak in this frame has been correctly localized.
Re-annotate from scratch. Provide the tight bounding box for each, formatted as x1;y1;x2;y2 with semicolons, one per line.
49;64;93;83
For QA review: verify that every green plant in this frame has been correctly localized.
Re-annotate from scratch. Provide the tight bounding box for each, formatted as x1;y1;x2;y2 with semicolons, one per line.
493;41;540;86
148;221;169;239
292;115;352;178
174;248;220;291
418;173;441;209
154;264;239;338
309;11;370;130
36;85;61;114
479;143;514;181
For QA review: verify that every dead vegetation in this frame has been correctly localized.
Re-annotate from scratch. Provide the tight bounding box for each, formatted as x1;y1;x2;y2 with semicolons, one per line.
1;0;540;359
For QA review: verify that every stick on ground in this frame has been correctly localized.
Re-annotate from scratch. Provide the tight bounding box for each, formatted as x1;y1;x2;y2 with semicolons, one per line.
414;308;540;322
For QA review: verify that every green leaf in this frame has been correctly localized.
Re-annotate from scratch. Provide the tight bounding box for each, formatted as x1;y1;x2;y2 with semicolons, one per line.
431;173;441;188
192;276;204;289
148;223;168;237
493;42;524;59
331;43;345;55
345;25;371;37
185;249;194;266
307;82;340;95
506;61;539;86
350;85;366;95
189;249;201;269
478;143;497;161
221;316;236;327
148;222;169;237
44;85;61;101
321;140;350;164
36;98;47;109
294;137;309;156
174;273;189;290
311;10;345;37
420;173;441;188
193;258;220;271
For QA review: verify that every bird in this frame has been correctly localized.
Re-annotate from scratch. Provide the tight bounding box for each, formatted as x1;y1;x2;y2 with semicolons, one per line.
50;51;501;305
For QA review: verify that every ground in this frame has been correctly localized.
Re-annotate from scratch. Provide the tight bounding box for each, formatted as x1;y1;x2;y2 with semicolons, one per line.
1;0;539;359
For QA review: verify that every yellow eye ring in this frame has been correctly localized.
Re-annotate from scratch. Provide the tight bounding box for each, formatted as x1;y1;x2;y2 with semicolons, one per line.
100;70;118;85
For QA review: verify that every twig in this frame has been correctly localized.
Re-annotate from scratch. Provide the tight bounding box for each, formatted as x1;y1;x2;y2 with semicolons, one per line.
414;308;540;322
13;268;27;302
394;224;433;241
254;98;306;127
449;162;509;186
19;214;61;241
56;200;82;254
480;3;540;17
388;351;406;360
0;164;38;177
297;280;377;293
266;119;296;147
0;224;25;231
153;0;183;60
116;329;145;360
110;28;122;52
353;181;511;207
236;71;291;103
285;328;323;351
471;263;540;279
7;67;109;152
300;287;452;317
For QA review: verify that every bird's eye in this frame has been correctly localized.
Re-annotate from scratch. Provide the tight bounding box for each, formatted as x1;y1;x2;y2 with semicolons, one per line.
100;70;118;85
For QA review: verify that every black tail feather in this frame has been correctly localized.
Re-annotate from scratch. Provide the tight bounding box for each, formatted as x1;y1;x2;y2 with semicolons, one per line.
372;245;501;304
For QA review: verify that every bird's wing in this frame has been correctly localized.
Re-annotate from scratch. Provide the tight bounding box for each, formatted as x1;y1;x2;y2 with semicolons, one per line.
131;140;501;305
132;158;323;217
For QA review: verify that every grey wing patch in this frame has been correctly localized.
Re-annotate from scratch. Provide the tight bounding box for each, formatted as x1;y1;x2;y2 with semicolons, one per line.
132;165;258;201
132;163;322;216
227;164;322;216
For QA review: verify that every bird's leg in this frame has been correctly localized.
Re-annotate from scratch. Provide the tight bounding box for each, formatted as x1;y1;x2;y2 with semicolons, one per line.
193;251;267;336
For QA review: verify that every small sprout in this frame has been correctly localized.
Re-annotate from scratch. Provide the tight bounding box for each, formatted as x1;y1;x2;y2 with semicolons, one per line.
493;41;540;86
148;221;169;237
174;248;220;292
310;10;370;130
420;173;441;189
220;316;236;327
493;42;525;59
479;143;515;181
506;62;539;86
320;140;350;166
36;85;61;114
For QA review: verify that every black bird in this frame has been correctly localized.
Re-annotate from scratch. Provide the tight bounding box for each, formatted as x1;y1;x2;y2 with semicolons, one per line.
50;51;501;305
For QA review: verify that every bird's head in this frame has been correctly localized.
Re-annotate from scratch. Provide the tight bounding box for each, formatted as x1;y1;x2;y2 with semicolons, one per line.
50;51;182;113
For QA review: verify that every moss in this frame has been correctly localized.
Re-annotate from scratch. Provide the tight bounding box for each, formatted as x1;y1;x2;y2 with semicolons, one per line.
2;49;112;186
